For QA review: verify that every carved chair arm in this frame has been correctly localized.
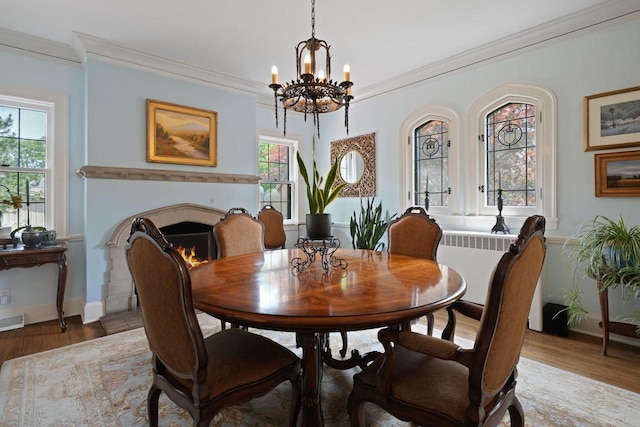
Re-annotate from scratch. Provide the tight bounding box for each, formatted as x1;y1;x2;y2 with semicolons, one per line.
442;300;485;341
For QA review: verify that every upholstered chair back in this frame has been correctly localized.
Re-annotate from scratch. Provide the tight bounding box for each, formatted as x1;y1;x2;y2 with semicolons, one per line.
258;205;286;249
214;207;265;258
388;206;442;260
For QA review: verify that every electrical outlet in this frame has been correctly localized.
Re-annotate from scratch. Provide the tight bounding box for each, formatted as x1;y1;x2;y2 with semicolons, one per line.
0;289;8;305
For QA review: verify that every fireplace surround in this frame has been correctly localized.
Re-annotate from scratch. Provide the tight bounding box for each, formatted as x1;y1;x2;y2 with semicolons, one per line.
105;203;226;314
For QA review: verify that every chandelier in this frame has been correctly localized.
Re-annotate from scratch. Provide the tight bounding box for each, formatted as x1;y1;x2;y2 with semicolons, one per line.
269;0;353;138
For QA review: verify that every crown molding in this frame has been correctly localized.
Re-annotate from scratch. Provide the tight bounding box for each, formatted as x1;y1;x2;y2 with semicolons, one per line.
1;0;638;102
355;0;640;102
0;27;81;65
71;32;264;96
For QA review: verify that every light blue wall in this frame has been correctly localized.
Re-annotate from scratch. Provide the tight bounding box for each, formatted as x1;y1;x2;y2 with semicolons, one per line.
83;59;260;303
258;17;640;322
0;49;86;321
1;15;639;327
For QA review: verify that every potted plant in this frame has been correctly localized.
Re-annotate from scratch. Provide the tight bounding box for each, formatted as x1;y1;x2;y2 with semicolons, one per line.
350;197;395;251
0;184;23;239
297;137;346;238
563;214;640;326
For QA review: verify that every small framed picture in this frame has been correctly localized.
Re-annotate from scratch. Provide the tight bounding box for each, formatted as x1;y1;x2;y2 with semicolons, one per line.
584;86;640;151
595;150;640;197
147;99;217;167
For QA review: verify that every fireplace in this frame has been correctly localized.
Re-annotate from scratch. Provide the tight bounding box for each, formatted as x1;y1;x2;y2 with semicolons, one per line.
105;203;227;314
161;221;217;264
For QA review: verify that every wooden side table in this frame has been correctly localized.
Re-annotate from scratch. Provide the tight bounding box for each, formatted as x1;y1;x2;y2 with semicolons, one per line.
598;278;640;355
0;243;68;331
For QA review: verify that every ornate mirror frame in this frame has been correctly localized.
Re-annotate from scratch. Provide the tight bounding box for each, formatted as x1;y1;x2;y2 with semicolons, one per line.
331;132;376;197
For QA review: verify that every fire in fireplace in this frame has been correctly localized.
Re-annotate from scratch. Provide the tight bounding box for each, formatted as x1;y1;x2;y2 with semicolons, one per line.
160;221;217;267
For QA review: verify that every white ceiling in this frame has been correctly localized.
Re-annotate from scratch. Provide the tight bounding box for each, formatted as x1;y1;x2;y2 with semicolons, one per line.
0;0;636;98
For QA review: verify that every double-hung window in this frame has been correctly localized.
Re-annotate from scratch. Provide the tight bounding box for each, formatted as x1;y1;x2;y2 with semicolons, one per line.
0;86;67;234
258;135;298;222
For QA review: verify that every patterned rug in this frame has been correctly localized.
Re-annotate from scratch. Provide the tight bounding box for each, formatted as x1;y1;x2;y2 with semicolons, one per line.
1;314;639;426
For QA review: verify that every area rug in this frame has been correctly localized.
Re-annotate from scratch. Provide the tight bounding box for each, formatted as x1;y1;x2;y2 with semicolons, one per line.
1;314;639;426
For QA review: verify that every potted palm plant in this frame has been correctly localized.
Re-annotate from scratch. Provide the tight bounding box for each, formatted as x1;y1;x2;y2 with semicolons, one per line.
297;137;346;238
564;214;640;326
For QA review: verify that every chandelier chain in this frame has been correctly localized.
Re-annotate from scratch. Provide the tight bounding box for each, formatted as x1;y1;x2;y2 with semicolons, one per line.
311;0;315;37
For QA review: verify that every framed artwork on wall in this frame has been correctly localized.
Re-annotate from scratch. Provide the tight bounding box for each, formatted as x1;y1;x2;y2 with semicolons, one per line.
147;99;217;167
330;132;376;197
595;150;640;197
584;86;640;151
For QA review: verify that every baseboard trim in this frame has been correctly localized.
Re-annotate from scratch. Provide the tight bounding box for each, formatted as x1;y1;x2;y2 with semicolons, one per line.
569;312;640;348
0;297;84;326
83;300;105;324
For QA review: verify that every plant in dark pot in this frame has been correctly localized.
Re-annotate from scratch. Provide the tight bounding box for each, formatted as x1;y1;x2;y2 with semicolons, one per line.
297;137;346;238
350;197;396;250
563;214;640;327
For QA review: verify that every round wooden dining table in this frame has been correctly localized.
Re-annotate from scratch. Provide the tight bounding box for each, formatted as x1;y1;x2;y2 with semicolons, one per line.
190;248;466;427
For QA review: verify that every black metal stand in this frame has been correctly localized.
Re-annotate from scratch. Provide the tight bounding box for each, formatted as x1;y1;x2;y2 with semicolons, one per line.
491;189;510;234
291;236;348;273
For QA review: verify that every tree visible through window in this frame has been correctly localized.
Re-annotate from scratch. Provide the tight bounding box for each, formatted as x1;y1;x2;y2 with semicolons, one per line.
414;120;450;209
0;103;47;230
485;102;536;208
259;136;296;220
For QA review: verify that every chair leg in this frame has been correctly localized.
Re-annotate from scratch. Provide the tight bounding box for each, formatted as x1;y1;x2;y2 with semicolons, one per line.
147;384;161;427
339;331;348;357
425;312;434;335
347;392;365;427
508;398;525;427
288;375;302;427
442;306;457;341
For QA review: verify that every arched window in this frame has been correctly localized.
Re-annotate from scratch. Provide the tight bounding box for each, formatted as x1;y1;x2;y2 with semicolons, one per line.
466;83;557;230
402;84;557;231
414;119;450;209
401;105;461;216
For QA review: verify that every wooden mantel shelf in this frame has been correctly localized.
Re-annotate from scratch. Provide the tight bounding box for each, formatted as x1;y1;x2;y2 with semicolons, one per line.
77;165;259;184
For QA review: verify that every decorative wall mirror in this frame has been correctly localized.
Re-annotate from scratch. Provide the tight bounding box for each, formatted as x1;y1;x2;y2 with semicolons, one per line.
331;132;376;197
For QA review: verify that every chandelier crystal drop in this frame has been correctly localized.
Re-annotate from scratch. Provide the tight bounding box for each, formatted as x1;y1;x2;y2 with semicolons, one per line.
269;0;353;138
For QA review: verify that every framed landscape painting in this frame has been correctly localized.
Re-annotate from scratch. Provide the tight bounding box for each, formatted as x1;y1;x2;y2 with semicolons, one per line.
595;150;640;197
147;99;217;167
584;86;640;151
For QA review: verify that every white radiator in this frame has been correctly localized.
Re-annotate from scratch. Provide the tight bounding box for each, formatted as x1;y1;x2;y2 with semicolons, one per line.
437;231;542;331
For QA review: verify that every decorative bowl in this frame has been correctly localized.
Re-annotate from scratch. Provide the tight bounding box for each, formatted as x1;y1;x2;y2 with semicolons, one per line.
41;230;57;246
21;230;43;247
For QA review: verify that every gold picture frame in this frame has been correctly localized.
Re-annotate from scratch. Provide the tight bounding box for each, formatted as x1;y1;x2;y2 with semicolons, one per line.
595;150;640;197
147;99;217;166
584;86;640;151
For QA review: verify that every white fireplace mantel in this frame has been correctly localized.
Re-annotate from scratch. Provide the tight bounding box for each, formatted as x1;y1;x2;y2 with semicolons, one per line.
77;165;259;184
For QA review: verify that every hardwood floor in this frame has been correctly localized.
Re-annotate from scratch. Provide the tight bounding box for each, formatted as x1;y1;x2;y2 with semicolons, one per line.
1;312;639;394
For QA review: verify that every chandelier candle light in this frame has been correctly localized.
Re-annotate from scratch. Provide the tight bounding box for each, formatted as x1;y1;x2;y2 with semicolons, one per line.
269;0;353;138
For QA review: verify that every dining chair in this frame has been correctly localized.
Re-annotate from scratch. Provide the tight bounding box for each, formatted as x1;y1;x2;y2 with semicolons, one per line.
258;204;286;249
333;206;442;359
125;217;301;427
214;207;265;258
347;215;546;427
388;206;443;334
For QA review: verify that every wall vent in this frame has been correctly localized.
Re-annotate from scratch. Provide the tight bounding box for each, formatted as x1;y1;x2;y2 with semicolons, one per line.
0;313;24;332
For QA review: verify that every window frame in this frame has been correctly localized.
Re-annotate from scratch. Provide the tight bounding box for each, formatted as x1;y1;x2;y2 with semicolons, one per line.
257;133;298;225
0;84;68;236
401;105;461;217
465;83;557;230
